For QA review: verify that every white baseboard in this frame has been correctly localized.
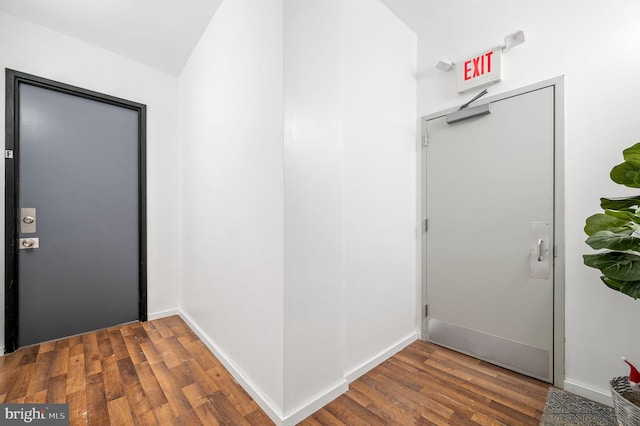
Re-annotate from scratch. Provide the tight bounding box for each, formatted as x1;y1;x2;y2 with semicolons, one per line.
147;308;180;321
279;331;418;425
564;379;613;407
345;331;418;383
174;312;419;425
177;310;284;425
282;380;348;426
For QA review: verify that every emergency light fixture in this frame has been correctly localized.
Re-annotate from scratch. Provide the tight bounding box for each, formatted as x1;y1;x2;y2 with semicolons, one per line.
435;30;525;72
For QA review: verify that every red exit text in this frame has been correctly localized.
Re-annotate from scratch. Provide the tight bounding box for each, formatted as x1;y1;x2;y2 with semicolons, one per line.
464;51;494;81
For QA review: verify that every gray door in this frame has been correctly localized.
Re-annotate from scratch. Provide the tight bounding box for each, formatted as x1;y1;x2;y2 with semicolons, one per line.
6;72;146;349
424;86;555;382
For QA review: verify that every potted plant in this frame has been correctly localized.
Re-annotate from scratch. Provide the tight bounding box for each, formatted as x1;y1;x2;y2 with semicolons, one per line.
584;142;640;424
584;142;640;299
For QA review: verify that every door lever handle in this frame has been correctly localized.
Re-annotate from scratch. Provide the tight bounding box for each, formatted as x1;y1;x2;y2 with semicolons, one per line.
537;239;543;262
19;238;39;249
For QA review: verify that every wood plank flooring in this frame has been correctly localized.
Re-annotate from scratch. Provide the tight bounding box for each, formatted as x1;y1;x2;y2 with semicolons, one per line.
0;316;551;425
303;341;551;425
0;315;272;425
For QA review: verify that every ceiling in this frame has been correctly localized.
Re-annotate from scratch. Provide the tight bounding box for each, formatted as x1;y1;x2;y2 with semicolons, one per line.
0;0;223;75
379;0;479;36
0;0;450;76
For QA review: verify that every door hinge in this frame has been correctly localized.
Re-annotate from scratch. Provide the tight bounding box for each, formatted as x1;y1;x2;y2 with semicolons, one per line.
554;245;558;258
5;150;13;159
424;219;428;232
423;133;428;147
425;304;428;317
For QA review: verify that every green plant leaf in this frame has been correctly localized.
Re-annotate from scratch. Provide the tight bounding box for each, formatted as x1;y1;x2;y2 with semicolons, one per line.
623;143;640;163
583;252;640;281
586;230;640;251
584;213;628;235
601;276;640;299
604;209;640;223
601;196;640;210
602;275;624;291
611;161;640;188
620;281;640;299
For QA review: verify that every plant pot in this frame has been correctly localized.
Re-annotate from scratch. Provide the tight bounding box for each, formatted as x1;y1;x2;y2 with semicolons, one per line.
610;376;640;425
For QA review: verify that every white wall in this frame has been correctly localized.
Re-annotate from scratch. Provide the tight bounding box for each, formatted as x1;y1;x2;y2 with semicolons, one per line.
179;0;416;423
342;0;418;378
283;0;345;418
0;11;181;349
281;0;417;421
416;0;640;404
178;0;286;418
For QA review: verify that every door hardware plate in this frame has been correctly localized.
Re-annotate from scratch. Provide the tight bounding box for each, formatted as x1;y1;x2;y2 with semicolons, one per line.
20;208;36;233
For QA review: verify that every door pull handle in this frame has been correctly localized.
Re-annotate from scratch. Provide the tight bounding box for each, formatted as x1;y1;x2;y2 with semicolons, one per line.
537;239;543;262
530;222;550;279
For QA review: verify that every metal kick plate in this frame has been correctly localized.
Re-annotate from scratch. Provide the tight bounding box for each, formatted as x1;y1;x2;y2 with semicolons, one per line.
19;238;39;250
20;208;36;234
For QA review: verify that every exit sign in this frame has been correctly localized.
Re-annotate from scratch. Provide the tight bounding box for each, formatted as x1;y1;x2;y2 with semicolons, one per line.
456;47;502;93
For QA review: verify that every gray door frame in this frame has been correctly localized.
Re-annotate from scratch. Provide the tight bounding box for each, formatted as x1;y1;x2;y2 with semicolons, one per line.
4;69;147;353
418;76;565;387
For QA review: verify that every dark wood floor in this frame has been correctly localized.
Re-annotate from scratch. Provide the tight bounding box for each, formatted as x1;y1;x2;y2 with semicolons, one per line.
0;316;551;425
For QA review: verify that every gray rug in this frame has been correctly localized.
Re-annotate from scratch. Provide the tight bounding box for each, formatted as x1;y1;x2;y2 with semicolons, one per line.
540;387;617;425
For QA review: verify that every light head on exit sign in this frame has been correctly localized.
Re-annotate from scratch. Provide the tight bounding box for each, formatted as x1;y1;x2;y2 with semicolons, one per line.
456;47;502;93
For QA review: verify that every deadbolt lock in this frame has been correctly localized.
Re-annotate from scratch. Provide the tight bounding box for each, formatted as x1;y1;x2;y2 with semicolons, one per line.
20;208;36;233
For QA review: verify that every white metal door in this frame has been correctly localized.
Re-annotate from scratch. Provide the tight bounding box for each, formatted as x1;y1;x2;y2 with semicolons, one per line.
425;86;554;382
